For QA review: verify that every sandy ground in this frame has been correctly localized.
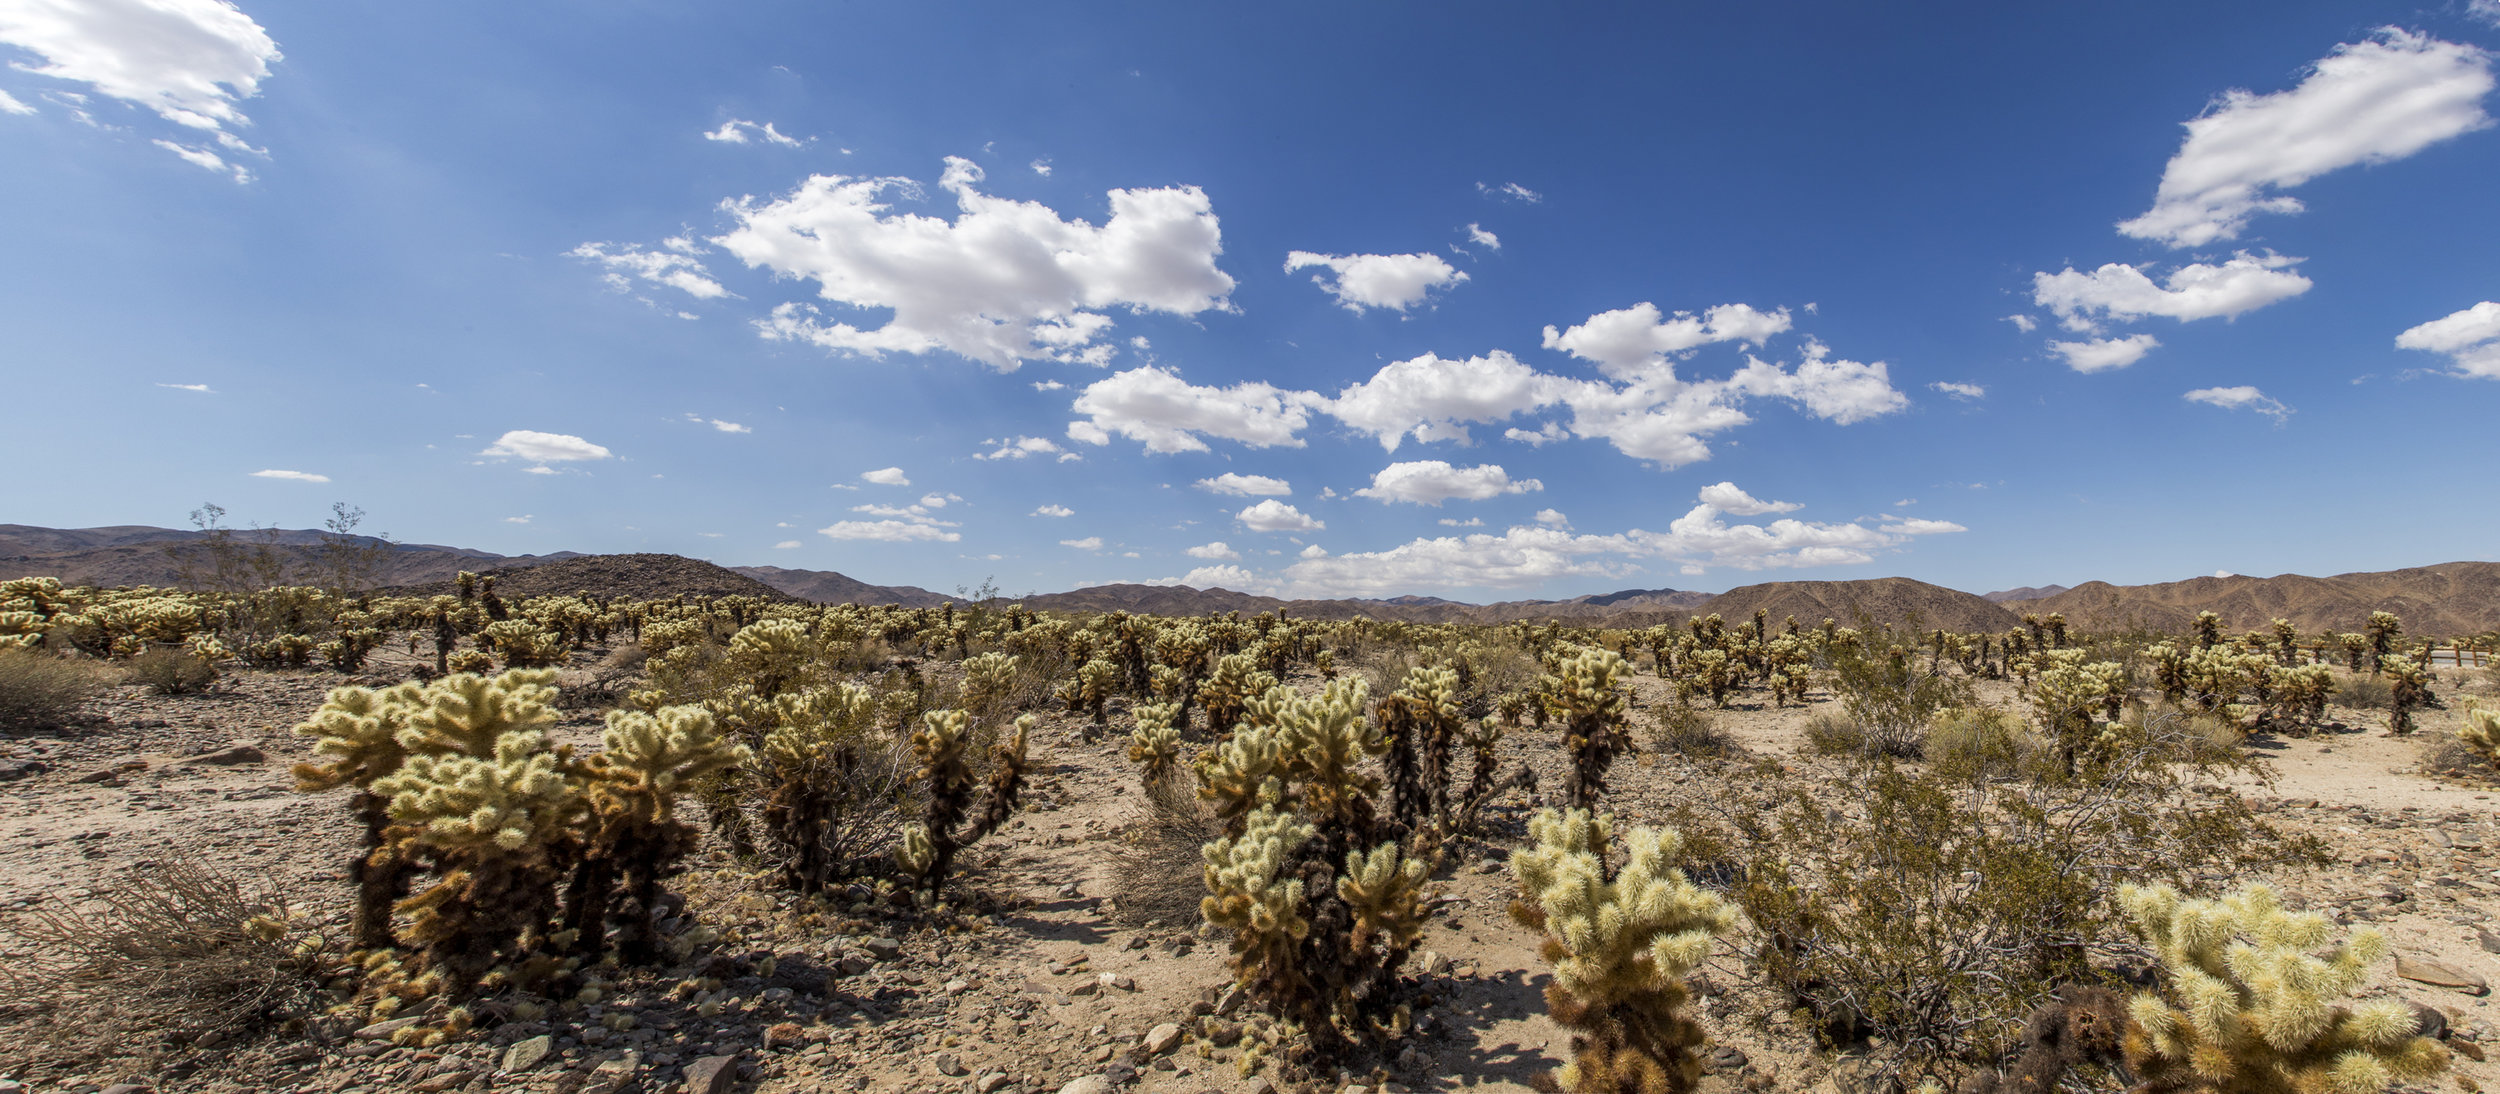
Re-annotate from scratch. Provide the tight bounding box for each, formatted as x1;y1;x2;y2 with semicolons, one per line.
1;652;2495;1094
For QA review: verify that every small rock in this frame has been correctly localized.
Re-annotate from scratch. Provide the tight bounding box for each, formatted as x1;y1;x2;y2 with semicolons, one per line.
1057;1078;1111;1094
762;1023;805;1051
1213;984;1245;1016
935;1053;967;1077
99;1086;151;1094
946;979;971;995
684;1054;743;1094
1247;1080;1278;1094
1416;951;1450;976
1068;979;1101;997
504;1034;556;1073
176;743;264;766
1707;1045;1750;1071
864;937;904;961
1141;1022;1184;1056
1205;1020;1243;1047
1092;1044;1116;1062
413;1073;475;1093
2478;929;2500;956
2396;956;2490;995
835;956;872;976
976;1074;1012;1093
0;758;47;781
583;1051;642;1094
355;1016;423;1040
2416;1004;2450;1041
73;767;124;784
1099;973;1136;992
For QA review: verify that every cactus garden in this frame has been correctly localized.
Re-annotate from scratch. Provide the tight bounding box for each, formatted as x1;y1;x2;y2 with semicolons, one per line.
3;578;2500;1094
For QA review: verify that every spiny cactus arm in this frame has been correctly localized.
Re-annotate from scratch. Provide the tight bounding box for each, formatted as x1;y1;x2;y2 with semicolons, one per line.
373;731;581;853
586;705;752;825
1128;701;1184;779
1201;804;1314;949
1195;724;1285;832
1337;842;1432;956
393;669;562;757
293;682;421;790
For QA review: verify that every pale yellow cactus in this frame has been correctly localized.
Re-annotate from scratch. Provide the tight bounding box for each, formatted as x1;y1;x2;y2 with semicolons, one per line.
2459;704;2500;768
373;729;579;852
1336;842;1430;956
586;705;752;823
392;669;562;758
2118;883;2443;1094
1128;700;1185;781
1201;804;1313;946
1510;807;1736;1094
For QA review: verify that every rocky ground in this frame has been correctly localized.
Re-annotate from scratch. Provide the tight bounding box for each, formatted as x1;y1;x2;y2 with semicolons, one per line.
2;649;2496;1094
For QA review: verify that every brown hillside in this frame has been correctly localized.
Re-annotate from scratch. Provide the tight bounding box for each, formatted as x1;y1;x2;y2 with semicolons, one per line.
732;565;957;608
2031;561;2500;636
1691;577;2022;634
383;553;794;602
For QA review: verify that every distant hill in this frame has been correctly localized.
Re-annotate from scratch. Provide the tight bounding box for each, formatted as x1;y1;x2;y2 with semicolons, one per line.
384;554;795;602
2029;562;2500;636
730;565;957;608
1693;577;2022;634
1983;584;2069;603
0;523;574;589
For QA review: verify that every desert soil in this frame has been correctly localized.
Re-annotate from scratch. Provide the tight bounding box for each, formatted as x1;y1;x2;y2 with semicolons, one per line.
3;651;2497;1094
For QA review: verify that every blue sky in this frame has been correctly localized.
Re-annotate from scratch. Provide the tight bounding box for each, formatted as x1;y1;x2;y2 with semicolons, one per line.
5;1;2498;601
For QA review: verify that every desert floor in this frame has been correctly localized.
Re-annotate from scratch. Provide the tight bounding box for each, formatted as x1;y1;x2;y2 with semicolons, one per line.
3;652;2497;1094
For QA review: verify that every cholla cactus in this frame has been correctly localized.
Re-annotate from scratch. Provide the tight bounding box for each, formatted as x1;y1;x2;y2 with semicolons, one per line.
959;650;1018;712
1196;721;1287;835
373;723;582;998
1062;657;1118;726
1199;650;1272;734
2363;612;2403;671
1548;647;1633;808
295;681;426;947
725;617;816;697
2117;883;2444;1094
1510;809;1738;1094
2459;704;2500;768
1202;804;1316;999
1128;700;1185;783
1271;677;1382;831
2381;655;2433;735
479;619;567;669
2026;650;2127;775
892;709;1031;897
571;706;751;960
2268;664;2337;727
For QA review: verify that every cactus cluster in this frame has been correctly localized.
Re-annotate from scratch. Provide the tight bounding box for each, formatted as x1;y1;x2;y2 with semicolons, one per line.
292;669;745;1038
1510;808;1738;1094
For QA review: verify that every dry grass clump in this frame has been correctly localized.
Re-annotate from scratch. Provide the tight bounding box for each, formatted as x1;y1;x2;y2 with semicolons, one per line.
0;649;114;731
126;646;219;696
2336;671;2394;710
0;862;327;1071
1646;698;1734;758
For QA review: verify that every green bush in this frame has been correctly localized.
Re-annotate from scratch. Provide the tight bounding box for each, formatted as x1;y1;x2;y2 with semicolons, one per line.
0;649;113;731
1648;699;1733;758
1925;706;2033;782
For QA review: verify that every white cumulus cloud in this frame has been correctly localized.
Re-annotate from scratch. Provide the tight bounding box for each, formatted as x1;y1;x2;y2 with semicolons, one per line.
1194;473;1292;496
1067;366;1323;453
2032;253;2311;327
1060;536;1103;550
0;0;279;179
1695;482;1801;516
773;540;800;549
1237;499;1322;533
2395;300;2500;378
0;89;31;115
1185;541;1239;560
821;520;960;542
2048;334;2161;373
1352;461;1542;506
860;466;910;486
1542;302;1792;378
572;241;728;300
1328;351;1557;450
976;435;1070;460
2183;385;2292;420
703;119;802;147
482;430;613;464
1930;381;1985;400
2118;29;2496;248
718;156;1235;371
250;469;327;483
1032;504;1074;518
1283;251;1467;313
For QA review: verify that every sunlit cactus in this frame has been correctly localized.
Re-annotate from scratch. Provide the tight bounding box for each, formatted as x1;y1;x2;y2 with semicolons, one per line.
2380;655;2433;735
1201;803;1315;999
1128;699;1185;783
2025;649;2128;775
1510;808;1738;1094
294;680;427;948
572;705;751;960
2362;612;2403;672
2459;705;2500;768
2116;882;2444;1094
1063;657;1118;726
724;617;817;697
893;708;1031;898
1547;647;1633;808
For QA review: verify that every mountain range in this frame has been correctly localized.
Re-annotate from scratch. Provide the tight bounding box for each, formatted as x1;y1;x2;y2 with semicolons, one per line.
3;523;2493;635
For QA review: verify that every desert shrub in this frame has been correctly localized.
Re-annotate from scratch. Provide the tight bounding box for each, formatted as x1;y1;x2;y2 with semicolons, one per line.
745;682;916;893
0;862;326;1070
2117;883;2444;1093
1821;642;1970;759
2335;670;2393;710
1647;698;1732;758
128;645;219;695
556;644;648;710
0;648;112;731
1722;750;2313;1090
1510;808;1736;1094
1925;706;2033;783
